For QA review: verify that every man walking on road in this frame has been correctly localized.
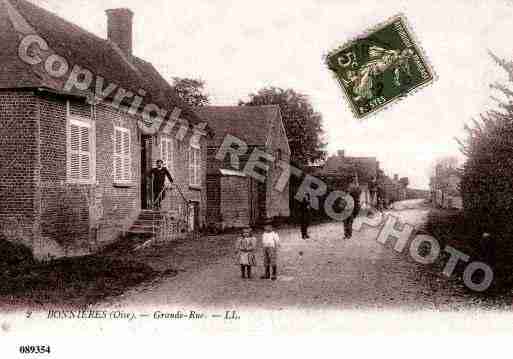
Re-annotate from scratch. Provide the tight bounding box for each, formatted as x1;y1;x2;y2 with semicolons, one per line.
300;194;312;239
344;179;361;239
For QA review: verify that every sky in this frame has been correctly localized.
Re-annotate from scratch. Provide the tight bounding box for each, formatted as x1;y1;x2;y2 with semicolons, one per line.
33;0;513;189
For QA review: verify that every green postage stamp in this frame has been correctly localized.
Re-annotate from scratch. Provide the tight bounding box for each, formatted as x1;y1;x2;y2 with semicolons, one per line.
326;14;434;119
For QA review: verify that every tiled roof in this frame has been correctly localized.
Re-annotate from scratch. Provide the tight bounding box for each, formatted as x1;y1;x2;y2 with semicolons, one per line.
0;0;200;123
195;105;280;147
318;154;379;183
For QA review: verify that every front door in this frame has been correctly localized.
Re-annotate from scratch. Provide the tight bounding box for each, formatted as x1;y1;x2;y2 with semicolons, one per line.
141;135;153;209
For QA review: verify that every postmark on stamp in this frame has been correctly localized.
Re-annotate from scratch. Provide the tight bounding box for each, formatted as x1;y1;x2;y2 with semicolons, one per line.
325;14;434;119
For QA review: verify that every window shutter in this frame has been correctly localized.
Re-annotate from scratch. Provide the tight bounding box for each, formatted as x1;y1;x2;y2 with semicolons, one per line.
80;126;90;180
168;139;173;165
193;149;197;185
70;124;80;180
114;129;121;181
80;126;90;152
122;131;130;181
81;154;90;180
113;127;130;182
189;148;194;185
70;154;80;180
187;147;201;186
115;129;122;155
196;149;201;185
160;137;174;170
169;139;174;172
66;100;94;184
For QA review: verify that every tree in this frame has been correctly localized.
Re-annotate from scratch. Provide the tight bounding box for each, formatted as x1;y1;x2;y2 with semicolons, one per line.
171;77;210;108
239;87;327;167
457;52;513;235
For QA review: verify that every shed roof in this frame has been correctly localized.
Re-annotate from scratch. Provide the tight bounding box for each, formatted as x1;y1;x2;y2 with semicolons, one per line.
195;105;281;147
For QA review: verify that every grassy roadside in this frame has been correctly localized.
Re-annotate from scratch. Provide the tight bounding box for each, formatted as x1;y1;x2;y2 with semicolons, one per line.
0;233;237;310
425;206;513;302
424;207;479;256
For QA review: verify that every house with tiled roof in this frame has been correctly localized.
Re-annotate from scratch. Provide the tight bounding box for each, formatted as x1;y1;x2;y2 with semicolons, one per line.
195;105;291;228
0;0;209;258
430;165;462;209
314;150;381;208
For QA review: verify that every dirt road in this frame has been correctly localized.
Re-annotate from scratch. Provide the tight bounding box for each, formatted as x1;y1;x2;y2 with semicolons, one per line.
106;200;482;311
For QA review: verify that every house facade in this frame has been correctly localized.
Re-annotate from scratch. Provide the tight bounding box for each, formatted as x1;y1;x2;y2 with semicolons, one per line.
381;174;408;205
0;0;207;259
315;150;380;209
195;105;291;228
430;167;462;209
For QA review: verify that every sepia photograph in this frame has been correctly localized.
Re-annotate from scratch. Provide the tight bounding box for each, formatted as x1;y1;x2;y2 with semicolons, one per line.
1;0;513;356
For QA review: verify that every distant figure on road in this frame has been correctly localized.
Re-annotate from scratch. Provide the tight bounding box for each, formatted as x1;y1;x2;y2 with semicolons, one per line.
235;227;257;279
377;185;386;211
344;182;361;239
300;194;312;239
148;159;174;209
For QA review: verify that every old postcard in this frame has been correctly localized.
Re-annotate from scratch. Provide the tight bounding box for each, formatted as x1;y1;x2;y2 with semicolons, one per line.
1;0;513;357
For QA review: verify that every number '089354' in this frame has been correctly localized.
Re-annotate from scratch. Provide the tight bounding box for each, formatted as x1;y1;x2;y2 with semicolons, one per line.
19;345;51;354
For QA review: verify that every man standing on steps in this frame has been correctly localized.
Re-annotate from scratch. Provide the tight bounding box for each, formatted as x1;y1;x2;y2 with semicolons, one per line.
149;159;174;209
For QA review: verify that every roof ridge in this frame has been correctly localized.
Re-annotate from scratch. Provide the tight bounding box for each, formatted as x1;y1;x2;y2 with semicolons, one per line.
108;40;141;74
10;0;108;44
1;0;201;123
3;0;35;34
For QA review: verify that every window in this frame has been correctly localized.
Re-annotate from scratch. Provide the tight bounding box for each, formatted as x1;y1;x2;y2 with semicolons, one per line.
113;126;131;183
66;101;95;184
189;145;201;187
160;136;174;174
276;149;283;161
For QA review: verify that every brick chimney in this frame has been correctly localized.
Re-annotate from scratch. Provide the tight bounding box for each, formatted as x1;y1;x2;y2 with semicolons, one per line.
394;174;399;181
337;150;345;158
106;8;133;57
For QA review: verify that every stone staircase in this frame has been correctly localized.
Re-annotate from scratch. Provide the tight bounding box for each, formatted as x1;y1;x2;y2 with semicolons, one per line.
128;210;165;236
128;209;192;242
127;187;195;242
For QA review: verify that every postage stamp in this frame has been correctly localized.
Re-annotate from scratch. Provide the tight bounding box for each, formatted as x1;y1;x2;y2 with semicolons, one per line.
325;14;434;119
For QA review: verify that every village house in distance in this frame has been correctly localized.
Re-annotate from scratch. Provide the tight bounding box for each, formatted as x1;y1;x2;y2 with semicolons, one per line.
195;105;291;229
0;0;208;259
313;150;409;208
430;164;463;209
313;150;380;208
